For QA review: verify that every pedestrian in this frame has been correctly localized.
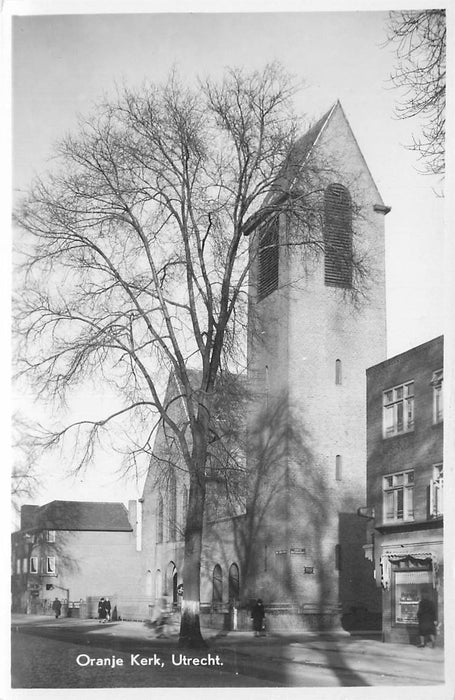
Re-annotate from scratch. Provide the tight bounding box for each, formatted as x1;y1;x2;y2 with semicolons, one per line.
105;598;112;622
98;597;107;623
52;597;62;619
150;597;168;637
251;598;266;637
417;597;437;648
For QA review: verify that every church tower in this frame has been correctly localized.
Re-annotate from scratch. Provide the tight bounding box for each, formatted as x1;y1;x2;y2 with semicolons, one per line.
244;102;388;626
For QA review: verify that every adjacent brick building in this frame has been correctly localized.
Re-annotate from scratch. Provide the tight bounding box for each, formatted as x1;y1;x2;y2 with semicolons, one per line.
11;500;144;619
362;336;444;644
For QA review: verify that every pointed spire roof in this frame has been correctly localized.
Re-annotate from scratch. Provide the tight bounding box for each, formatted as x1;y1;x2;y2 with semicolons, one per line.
288;102;337;173
242;100;388;235
242;103;337;236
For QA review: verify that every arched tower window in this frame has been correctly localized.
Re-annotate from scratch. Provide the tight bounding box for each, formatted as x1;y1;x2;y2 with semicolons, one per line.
257;217;279;301
335;359;342;385
324;184;352;288
156;494;163;543
212;565;223;604
168;472;177;541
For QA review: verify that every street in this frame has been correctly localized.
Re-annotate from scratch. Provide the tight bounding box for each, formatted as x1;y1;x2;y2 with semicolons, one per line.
10;615;445;689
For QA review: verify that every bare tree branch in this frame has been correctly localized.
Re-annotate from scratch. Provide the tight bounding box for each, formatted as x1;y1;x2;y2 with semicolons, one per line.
386;10;446;178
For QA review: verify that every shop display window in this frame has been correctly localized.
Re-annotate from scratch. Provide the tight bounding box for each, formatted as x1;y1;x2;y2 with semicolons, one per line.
394;570;433;624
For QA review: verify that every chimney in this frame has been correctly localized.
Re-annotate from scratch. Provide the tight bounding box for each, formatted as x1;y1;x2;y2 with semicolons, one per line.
20;505;39;531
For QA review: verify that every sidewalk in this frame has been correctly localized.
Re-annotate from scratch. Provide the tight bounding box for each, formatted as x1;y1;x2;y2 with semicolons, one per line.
11;614;444;685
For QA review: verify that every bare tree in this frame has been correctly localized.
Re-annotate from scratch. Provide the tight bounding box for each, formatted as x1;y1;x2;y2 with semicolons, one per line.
14;64;366;646
387;10;446;178
12;413;40;514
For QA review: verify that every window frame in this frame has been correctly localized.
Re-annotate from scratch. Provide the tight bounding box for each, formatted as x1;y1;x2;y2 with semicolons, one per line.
335;454;342;481
432;369;443;424
212;564;223;604
429;463;443;517
168;472;177;541
383;469;415;523
29;556;38;574
45;530;56;543
46;556;57;575
156;494;164;544
335;359;342;385
383;381;415;438
393;569;433;626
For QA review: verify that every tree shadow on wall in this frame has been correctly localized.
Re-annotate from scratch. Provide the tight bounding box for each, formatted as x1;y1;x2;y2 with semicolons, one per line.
206;391;369;685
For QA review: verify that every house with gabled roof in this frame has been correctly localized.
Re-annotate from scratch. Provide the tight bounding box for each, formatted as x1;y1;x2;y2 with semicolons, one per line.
11;500;143;619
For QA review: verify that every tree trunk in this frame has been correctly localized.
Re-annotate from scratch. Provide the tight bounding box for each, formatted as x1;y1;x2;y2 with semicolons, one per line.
179;433;208;648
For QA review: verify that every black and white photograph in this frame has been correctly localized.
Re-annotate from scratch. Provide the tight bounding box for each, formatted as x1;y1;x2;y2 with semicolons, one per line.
5;0;453;696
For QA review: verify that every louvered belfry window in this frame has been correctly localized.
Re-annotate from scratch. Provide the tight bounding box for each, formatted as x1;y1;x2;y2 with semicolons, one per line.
324;184;352;288
257;217;279;301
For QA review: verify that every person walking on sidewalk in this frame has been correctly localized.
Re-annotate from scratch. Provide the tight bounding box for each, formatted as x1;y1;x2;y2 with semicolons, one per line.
417;597;437;648
105;598;112;622
98;597;107;623
52;598;62;619
251;598;266;637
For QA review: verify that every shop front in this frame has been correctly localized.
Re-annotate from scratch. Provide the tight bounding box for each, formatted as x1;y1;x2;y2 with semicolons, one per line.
380;547;443;645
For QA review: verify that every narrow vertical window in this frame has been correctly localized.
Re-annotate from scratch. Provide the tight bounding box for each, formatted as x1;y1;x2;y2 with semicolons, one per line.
432;369;443;423
335;359;342;385
157;495;164;543
335;544;342;571
257;217;279;301
212;565;223;604
168;472;177;541
30;557;38;574
335;455;342;481
228;563;240;602
155;569;162;598
324;184;352;288
181;484;188;540
430;464;443;517
46;556;56;574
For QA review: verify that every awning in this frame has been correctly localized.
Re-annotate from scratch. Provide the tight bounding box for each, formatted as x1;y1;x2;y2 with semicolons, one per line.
380;551;439;590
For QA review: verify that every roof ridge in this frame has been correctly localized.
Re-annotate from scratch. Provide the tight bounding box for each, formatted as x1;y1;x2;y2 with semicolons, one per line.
42;499;127;506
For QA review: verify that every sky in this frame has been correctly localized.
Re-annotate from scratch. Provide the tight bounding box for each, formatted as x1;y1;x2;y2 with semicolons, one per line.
5;3;449;513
